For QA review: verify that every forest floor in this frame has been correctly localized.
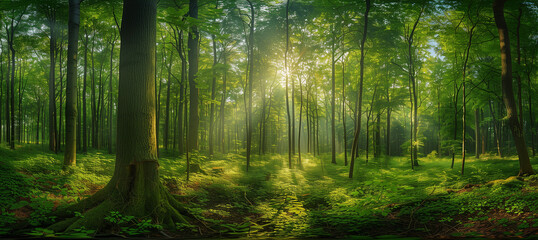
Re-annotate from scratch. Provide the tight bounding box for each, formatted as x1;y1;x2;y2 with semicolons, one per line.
2;144;538;239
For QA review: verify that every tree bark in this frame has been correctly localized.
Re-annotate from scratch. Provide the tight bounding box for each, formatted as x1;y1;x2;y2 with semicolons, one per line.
285;0;292;168
64;0;80;168
493;0;535;176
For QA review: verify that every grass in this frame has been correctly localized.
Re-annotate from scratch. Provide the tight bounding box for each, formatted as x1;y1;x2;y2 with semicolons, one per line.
1;143;538;238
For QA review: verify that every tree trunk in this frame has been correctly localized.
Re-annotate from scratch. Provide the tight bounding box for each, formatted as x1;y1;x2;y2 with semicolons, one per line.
5;43;10;145
164;50;173;150
64;0;80;168
91;37;97;149
349;0;370;178
219;54;227;153
50;0;189;232
475;108;479;159
187;0;200;152
461;18;476;175
342;62;348;166
285;0;292;168
246;0;254;171
0;49;3;144
527;59;535;156
82;30;88;153
59;46;64;151
493;0;534;176
48;15;58;153
209;32;217;155
516;6;523;127
407;7;423;168
298;73;303;168
330;25;336;165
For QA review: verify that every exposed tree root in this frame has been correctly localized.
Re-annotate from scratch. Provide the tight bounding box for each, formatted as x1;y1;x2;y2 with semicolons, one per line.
47;182;191;233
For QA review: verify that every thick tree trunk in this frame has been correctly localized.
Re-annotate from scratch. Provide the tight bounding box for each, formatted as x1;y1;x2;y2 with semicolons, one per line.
64;0;80;168
187;0;200;152
349;0;370;178
493;0;535;176
50;0;188;232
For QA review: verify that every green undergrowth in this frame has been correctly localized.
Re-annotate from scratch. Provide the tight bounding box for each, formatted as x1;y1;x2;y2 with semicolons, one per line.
1;144;538;238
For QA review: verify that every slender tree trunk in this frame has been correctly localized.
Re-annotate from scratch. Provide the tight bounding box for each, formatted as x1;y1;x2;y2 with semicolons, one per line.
245;0;255;171
91;37;96;149
82;31;88;153
461;18;476;174
285;0;292;168
407;7;423;167
187;0;200;152
298;75;303;168
475;108;479;158
330;26;336;164
59;46;64;151
64;0;80;167
36;98;40;144
220;54;227;153
349;0;370;178
5;45;9;145
209;32;217;155
0;50;3;144
516;6;523;127
108;36;116;154
493;0;534;176
527;61;535;156
48;16;58;152
489;99;502;157
342;62;348;166
164;50;173;150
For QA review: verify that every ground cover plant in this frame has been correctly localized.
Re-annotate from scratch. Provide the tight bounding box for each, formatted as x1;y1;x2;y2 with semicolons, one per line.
1;145;538;239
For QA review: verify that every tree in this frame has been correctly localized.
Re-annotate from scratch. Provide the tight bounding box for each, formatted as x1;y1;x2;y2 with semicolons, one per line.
63;0;80;168
50;0;189;231
349;0;370;178
492;0;534;176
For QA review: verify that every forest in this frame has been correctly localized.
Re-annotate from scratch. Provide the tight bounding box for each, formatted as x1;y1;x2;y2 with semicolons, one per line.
1;0;538;238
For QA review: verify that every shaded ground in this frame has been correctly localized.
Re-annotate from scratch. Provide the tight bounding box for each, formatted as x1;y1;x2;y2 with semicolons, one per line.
1;144;538;239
